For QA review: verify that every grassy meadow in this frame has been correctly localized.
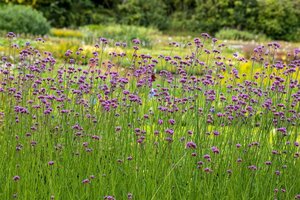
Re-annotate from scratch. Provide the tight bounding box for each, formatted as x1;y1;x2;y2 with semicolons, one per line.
0;27;300;200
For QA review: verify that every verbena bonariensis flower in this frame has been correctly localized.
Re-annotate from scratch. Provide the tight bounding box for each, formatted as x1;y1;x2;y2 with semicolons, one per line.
1;32;300;199
186;141;197;149
104;196;115;200
82;179;90;184
48;161;54;166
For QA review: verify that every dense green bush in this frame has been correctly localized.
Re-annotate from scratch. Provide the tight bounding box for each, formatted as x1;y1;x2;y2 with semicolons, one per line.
192;0;259;34
0;4;50;35
255;0;300;41
215;29;268;41
117;0;169;30
33;0;117;28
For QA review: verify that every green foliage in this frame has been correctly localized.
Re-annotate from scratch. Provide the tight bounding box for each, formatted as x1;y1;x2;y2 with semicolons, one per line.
192;0;259;33
0;4;50;35
35;0;94;28
81;24;161;47
168;11;195;32
192;0;230;33
2;0;300;41
50;28;83;38
256;0;300;41
284;28;300;42
215;28;268;41
117;0;169;30
31;0;116;28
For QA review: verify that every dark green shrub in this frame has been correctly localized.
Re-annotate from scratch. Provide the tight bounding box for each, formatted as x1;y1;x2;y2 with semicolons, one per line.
117;0;169;30
0;4;50;35
284;29;300;42
256;0;300;41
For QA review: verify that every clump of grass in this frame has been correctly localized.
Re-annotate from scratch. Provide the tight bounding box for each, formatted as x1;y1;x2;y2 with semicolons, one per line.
81;24;161;47
216;28;268;42
50;28;84;38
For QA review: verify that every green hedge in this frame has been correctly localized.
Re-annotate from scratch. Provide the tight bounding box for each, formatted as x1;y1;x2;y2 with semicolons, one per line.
0;4;50;35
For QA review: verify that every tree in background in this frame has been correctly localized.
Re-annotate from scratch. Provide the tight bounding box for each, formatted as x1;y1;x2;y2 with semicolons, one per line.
35;0;96;28
164;0;196;31
192;0;259;33
256;0;300;41
3;0;118;28
117;0;169;30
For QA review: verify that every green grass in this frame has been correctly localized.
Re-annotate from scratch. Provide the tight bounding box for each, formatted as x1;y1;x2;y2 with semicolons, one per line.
0;27;300;199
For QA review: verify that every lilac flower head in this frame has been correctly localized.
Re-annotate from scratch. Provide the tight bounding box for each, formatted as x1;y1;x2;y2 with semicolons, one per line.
7;32;16;38
132;39;140;45
204;168;212;173
115;126;121;132
201;33;211;39
104;196;115;200
48;161;54;166
186;141;197;149
168;119;175;125
165;128;174;135
265;161;272;165
277;127;287;135
211;146;220;154
158;119;163;125
127;193;133;200
191;152;197;157
294;48;300;57
82;179;90;184
13;176;20;181
213;131;220;136
248;165;257;170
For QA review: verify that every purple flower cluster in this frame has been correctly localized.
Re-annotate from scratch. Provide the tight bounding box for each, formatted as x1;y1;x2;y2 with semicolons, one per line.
0;32;299;199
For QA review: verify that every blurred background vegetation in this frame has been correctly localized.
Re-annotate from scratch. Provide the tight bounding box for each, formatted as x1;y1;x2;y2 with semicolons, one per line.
0;0;300;42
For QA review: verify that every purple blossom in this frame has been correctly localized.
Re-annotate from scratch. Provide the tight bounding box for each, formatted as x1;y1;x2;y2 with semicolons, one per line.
186;141;197;149
104;196;115;200
48;161;54;166
13;176;20;181
82;179;90;184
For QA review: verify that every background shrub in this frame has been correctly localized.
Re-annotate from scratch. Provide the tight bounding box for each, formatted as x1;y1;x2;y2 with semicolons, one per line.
0;4;50;35
255;0;300;41
117;0;169;30
81;24;161;47
34;0;117;28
